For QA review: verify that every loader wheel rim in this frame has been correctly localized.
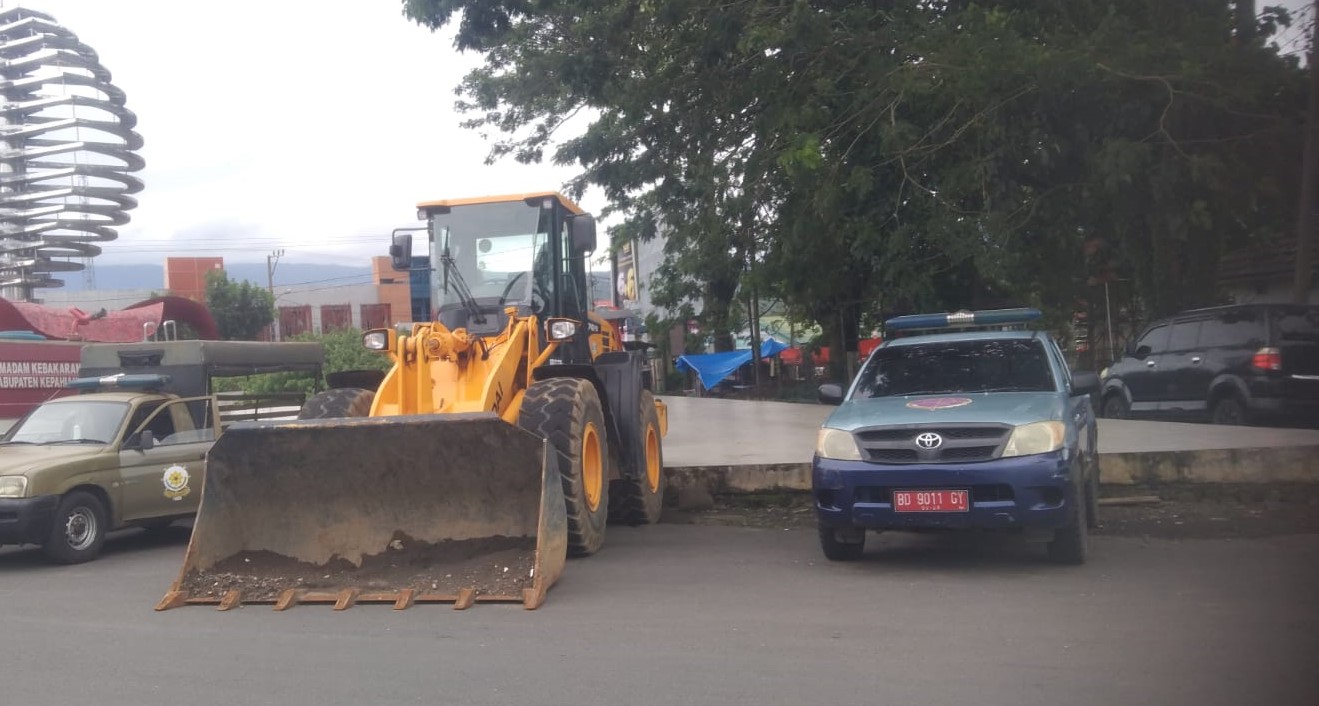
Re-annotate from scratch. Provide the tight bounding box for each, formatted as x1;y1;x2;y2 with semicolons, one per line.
644;425;661;493
583;422;603;511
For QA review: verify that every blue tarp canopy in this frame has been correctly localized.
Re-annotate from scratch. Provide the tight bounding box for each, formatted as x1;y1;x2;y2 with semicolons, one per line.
675;339;789;390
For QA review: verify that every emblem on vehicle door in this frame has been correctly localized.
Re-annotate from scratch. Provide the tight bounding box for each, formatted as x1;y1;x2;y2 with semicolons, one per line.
162;464;191;501
915;432;944;449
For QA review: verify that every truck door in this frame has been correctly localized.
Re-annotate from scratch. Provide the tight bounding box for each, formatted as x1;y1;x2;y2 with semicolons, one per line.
117;398;214;521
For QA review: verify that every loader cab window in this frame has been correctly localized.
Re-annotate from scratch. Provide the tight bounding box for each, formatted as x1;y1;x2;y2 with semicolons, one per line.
428;200;553;332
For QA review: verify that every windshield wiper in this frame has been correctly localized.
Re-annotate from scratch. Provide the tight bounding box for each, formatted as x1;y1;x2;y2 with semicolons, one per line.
898;390;955;397
440;254;488;325
0;440;35;445
43;438;107;445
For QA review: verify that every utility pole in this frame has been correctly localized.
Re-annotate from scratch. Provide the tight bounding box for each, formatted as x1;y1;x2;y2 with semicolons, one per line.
267;249;284;341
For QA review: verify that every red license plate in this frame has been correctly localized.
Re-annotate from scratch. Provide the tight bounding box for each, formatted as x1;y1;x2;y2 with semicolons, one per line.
893;489;969;512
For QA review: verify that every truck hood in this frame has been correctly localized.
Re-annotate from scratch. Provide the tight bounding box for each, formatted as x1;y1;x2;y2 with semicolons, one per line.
824;392;1063;431
0;443;106;474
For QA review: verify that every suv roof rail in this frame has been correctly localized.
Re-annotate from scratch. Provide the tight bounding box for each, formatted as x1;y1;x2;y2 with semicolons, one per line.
885;308;1042;336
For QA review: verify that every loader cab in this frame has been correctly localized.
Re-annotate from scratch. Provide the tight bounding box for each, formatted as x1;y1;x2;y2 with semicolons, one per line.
409;193;597;363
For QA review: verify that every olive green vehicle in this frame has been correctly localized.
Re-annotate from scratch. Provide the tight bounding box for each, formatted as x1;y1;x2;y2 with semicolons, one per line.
0;340;325;564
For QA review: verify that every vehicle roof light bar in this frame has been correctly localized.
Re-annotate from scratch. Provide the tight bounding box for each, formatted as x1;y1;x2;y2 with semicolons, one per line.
885;308;1043;332
66;373;172;392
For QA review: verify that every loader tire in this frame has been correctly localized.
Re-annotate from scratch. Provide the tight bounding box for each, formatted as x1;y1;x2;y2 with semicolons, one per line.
519;378;609;557
608;389;665;526
298;387;375;419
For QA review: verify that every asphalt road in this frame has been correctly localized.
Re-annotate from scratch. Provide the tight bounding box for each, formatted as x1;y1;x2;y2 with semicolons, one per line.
2;523;1316;706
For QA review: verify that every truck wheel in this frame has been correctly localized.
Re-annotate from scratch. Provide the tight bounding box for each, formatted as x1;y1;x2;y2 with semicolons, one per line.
1085;453;1101;530
519;378;609;557
818;524;865;561
44;491;108;564
608;390;666;526
1210;396;1248;426
298;388;375;419
1101;393;1128;419
1047;487;1088;565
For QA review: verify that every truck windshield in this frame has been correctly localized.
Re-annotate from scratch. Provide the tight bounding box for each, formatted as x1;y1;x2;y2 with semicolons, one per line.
852;338;1056;398
2;400;129;445
429;200;551;324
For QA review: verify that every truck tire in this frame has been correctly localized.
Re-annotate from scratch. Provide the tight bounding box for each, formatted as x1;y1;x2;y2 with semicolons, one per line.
1101;393;1128;419
1210;395;1248;426
818;524;865;561
44;490;108;564
298;388;375;419
1047;486;1088;565
519;378;609;557
609;389;666;526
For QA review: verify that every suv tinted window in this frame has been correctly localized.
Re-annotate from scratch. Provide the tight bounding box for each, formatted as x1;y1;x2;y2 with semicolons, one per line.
1134;324;1169;356
1272;307;1319;343
853;338;1055;398
1167;319;1202;352
1201;308;1266;349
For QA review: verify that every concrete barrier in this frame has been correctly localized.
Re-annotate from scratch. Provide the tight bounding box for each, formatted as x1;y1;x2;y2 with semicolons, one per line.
658;396;1319;506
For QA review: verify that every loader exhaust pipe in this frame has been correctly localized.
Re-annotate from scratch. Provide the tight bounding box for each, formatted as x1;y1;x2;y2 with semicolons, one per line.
156;413;567;611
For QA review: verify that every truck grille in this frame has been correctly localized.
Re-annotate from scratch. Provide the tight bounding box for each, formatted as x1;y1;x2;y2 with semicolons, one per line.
853;423;1012;464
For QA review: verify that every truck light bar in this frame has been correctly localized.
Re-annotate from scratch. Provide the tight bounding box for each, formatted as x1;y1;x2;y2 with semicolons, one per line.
885;308;1042;331
66;373;172;392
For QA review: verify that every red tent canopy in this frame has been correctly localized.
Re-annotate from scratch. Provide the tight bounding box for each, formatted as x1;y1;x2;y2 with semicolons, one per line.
0;296;219;342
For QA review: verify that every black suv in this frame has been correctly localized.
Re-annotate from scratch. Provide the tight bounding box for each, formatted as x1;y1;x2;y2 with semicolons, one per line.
1099;304;1319;425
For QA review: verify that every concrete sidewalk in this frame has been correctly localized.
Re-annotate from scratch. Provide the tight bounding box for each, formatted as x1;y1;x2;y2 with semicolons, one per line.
658;396;1319;492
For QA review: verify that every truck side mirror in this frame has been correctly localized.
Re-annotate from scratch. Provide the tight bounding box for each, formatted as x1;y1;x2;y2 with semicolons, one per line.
569;214;597;254
131;430;155;451
389;233;413;271
818;383;845;405
1070;372;1101;397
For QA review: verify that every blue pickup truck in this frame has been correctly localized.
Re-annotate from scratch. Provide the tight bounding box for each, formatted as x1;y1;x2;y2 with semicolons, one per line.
812;309;1101;564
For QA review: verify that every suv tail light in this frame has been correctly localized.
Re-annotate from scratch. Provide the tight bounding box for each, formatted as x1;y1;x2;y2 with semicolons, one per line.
1252;347;1283;372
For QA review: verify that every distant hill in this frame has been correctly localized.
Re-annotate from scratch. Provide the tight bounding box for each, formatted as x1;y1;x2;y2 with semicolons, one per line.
59;262;374;292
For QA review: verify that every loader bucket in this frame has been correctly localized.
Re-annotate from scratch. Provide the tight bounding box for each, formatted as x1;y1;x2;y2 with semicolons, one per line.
156;412;568;611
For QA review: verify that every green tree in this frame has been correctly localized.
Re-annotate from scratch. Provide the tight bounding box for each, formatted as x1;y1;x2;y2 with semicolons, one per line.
205;270;275;341
402;0;1306;376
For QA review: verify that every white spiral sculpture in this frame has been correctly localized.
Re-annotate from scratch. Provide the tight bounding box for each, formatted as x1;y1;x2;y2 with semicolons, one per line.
0;5;144;301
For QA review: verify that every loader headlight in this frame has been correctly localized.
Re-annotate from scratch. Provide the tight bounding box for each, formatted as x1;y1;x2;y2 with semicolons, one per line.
816;427;862;461
546;319;579;342
0;475;28;498
1002;421;1066;458
362;330;389;351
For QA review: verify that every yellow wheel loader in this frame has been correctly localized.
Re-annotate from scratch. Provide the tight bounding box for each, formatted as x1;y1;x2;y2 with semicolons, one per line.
156;193;667;612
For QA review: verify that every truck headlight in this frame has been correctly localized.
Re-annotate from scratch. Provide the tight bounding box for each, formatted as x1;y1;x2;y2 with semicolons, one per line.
0;475;28;498
1002;421;1066;458
816;428;861;461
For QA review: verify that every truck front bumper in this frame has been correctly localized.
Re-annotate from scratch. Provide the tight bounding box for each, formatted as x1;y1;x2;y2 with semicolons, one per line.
0;495;58;545
812;450;1080;532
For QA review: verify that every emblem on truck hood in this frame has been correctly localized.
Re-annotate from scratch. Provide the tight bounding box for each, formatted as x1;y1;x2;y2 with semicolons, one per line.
905;397;973;411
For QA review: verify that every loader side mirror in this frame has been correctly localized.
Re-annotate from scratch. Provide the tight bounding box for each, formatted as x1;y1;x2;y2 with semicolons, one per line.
569;214;597;255
390;233;413;271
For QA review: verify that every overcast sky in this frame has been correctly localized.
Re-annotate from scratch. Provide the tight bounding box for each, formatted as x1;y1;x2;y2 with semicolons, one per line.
16;0;1317;274
19;0;600;269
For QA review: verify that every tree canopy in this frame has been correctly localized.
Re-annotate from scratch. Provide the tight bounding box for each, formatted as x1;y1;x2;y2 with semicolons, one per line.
402;0;1307;370
205;269;275;341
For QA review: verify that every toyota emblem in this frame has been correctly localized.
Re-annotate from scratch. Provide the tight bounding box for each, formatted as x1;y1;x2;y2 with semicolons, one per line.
915;432;943;449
